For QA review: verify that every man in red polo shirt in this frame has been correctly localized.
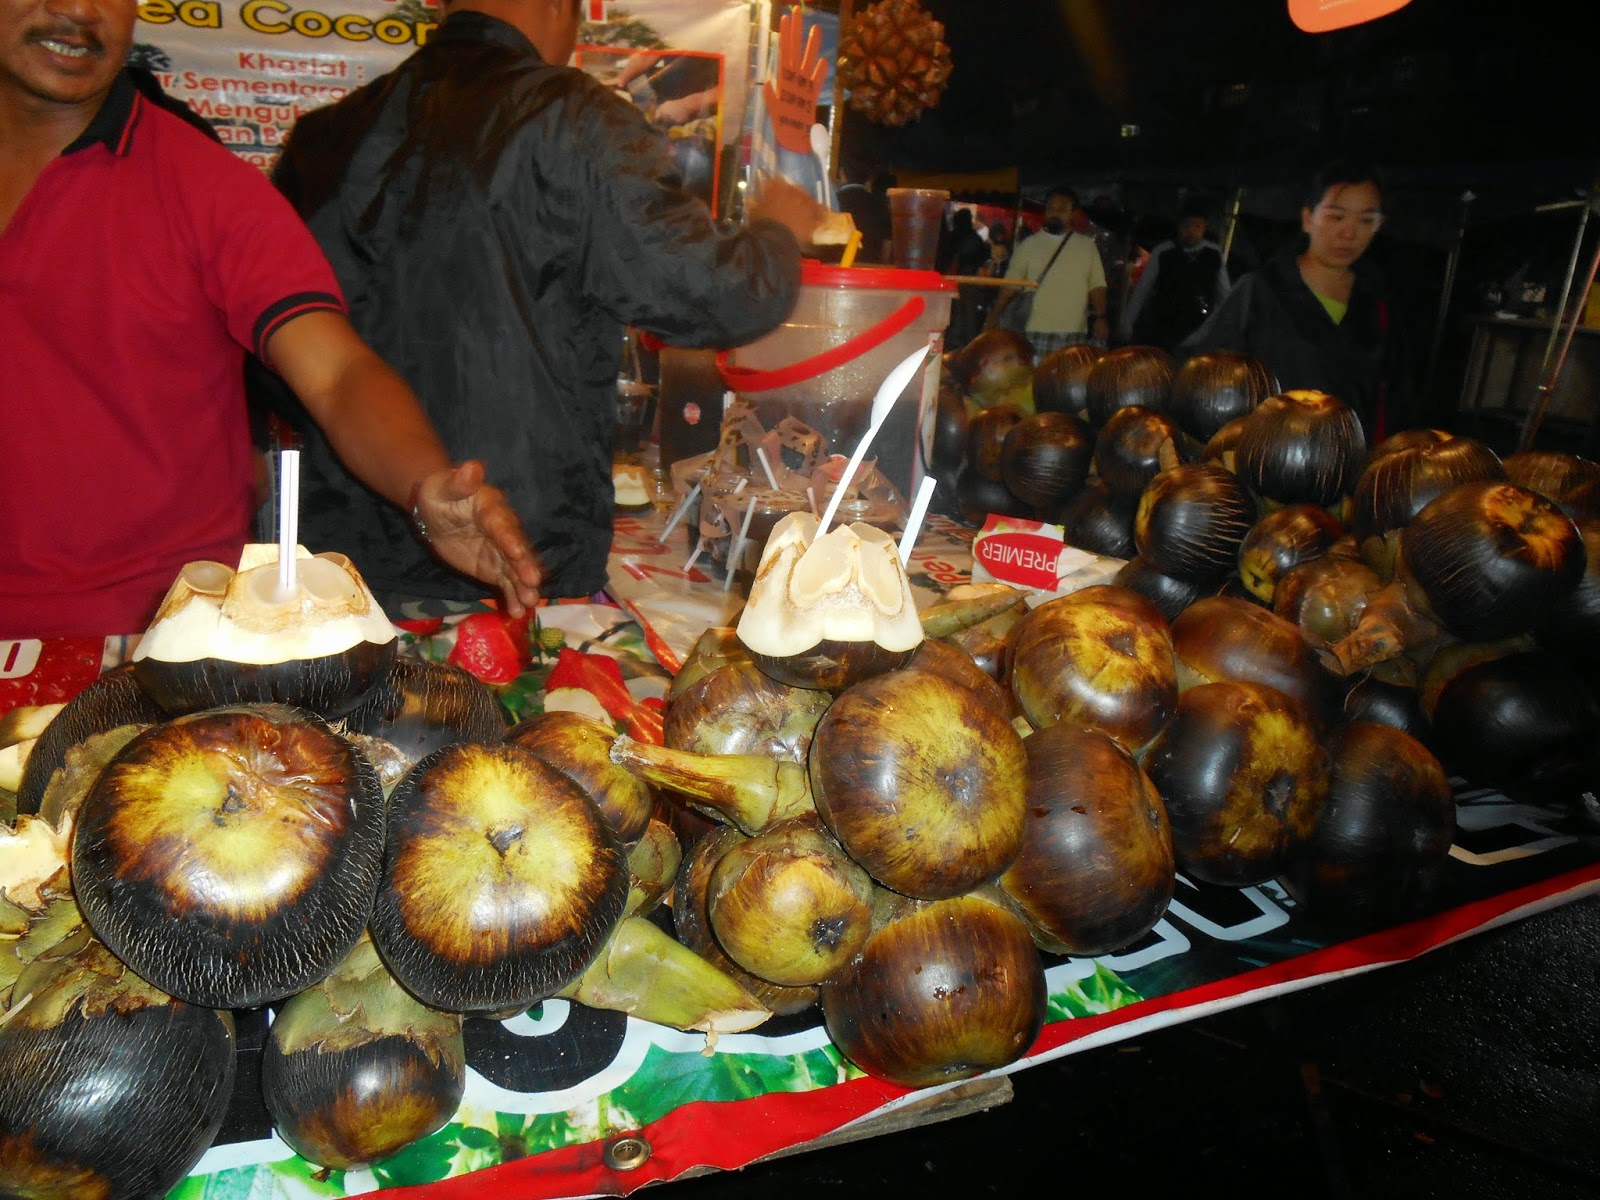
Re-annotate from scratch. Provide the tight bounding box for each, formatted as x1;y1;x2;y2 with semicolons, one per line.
0;0;545;638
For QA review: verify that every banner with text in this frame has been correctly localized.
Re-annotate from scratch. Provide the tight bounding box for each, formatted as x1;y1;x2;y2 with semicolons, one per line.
131;0;754;176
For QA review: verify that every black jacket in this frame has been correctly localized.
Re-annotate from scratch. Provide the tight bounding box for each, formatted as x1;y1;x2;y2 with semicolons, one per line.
269;12;800;603
1131;241;1224;351
1181;246;1414;439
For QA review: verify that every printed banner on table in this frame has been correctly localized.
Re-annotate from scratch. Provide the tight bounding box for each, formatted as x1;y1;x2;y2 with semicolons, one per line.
131;0;754;177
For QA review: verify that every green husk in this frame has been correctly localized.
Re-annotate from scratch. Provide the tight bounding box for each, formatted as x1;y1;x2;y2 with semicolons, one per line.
625;817;682;917
556;915;769;1044
609;736;813;834
37;724;146;829
269;934;462;1059
918;588;1027;639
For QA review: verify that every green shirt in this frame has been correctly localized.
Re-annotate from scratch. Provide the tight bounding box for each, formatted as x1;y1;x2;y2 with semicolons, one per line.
1313;290;1348;324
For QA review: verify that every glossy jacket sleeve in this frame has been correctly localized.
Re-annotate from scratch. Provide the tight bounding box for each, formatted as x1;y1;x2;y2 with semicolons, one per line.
570;83;802;348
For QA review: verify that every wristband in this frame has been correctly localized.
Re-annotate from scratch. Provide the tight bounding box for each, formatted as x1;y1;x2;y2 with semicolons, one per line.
408;479;431;544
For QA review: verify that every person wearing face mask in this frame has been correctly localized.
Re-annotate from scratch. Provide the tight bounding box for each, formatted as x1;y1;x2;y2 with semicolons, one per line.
991;185;1110;358
1181;160;1416;440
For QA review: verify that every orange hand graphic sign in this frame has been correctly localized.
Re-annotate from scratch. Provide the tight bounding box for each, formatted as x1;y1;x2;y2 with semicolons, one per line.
764;6;828;155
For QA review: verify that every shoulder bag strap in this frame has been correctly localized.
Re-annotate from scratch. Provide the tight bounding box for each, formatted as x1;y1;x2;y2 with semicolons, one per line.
1033;231;1071;286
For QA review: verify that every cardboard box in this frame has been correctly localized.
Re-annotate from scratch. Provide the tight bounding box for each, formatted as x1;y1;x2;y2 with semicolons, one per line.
968;514;1123;604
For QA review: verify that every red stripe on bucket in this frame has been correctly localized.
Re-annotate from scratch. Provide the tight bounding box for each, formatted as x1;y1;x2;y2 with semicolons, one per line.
715;295;927;393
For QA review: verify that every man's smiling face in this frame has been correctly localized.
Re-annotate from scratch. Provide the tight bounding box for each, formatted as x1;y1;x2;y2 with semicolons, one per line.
0;0;133;111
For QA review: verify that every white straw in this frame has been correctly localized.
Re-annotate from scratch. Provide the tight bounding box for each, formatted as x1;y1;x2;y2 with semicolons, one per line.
684;534;705;573
723;494;759;593
755;445;780;491
806;486;818;518
898;475;939;566
277;449;299;596
658;481;700;543
733;476;749;493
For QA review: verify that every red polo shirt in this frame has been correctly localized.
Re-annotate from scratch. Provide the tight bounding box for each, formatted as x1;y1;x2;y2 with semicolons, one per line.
0;73;345;638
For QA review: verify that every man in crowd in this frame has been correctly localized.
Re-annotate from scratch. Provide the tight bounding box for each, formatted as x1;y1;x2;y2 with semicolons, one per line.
992;186;1110;357
269;0;823;610
0;0;542;637
940;206;990;346
1121;202;1231;352
837;167;896;265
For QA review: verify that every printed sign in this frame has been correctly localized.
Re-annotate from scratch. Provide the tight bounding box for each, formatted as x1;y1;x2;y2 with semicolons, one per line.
132;0;754;181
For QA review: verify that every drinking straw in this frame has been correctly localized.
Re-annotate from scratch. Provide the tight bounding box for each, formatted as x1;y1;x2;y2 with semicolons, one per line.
841;229;863;269
658;481;701;543
277;449;299;596
817;345;929;538
724;494;759;593
898;475;939;566
684;534;706;573
755;446;780;491
807;486;819;518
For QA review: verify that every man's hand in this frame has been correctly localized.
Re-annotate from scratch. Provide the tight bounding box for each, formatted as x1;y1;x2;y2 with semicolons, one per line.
764;6;826;154
413;462;545;618
746;172;827;247
265;312;545;615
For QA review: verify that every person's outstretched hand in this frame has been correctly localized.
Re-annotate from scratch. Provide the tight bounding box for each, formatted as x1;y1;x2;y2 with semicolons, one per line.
764;5;827;154
413;462;544;616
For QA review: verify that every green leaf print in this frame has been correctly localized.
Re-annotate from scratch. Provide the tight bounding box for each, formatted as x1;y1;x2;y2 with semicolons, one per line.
610;1042;855;1124
1045;963;1142;1023
368;1128;462;1190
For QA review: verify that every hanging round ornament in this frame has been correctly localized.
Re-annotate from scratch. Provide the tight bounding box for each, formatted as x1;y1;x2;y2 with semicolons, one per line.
839;0;954;127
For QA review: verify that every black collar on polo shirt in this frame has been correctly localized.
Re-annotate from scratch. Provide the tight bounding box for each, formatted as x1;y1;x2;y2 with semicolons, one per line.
62;70;142;158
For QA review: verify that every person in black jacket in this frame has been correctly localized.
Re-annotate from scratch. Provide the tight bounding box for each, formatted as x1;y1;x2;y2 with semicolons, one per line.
1121;203;1230;352
265;0;823;609
1181;161;1415;441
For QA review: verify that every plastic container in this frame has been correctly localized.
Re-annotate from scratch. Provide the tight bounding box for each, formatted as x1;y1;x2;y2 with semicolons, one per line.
886;187;949;271
719;260;955;498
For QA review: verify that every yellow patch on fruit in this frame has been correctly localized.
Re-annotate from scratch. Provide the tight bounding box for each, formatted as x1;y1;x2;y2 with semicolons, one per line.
390;749;608;963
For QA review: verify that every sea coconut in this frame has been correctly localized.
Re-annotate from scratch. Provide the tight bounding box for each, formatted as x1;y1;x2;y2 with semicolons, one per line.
1084;345;1176;427
1142;681;1329;888
1169;351;1276;441
1009;592;1178;752
71;704;385;1009
664;659;832;764
809;667;1027;899
821;887;1046;1088
998;725;1174;956
736;512;923;691
369;742;628;1014
132;546;398;719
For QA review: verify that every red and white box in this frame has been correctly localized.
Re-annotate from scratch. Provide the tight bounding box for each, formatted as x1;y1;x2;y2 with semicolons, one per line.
968;514;1123;604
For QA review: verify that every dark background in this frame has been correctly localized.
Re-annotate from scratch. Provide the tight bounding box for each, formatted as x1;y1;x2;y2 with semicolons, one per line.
826;0;1596;181
667;893;1600;1199
797;0;1599;441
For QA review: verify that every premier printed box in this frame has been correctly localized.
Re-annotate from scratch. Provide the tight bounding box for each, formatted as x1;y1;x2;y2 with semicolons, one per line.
968;514;1123;604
